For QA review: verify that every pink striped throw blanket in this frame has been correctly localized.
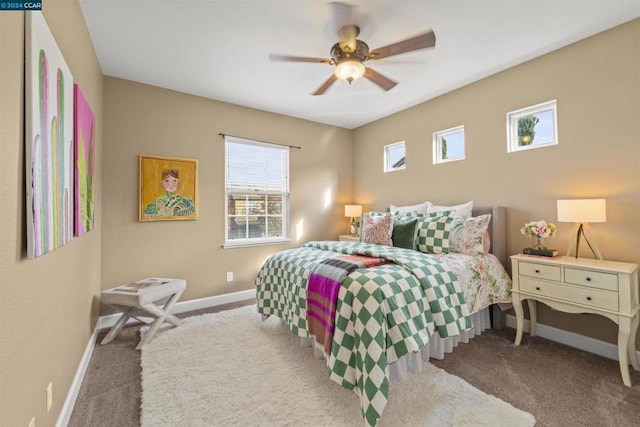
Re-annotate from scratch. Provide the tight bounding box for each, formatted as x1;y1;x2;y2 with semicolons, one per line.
307;255;387;357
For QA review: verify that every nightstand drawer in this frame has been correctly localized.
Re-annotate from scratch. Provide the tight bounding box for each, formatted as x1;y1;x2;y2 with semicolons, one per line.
520;277;619;311
565;268;618;291
519;262;561;281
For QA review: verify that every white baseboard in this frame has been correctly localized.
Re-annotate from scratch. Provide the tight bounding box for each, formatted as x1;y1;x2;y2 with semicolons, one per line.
98;288;256;329
505;314;640;362
58;288;256;426
56;326;100;427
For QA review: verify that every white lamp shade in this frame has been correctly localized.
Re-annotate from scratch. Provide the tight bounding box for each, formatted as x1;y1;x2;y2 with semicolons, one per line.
345;204;362;218
557;199;606;223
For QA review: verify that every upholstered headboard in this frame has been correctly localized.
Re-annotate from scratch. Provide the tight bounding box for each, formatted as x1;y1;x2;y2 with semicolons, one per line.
472;206;507;269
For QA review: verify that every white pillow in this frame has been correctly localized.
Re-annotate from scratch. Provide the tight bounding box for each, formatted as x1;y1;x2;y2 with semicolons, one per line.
428;200;473;217
390;201;432;216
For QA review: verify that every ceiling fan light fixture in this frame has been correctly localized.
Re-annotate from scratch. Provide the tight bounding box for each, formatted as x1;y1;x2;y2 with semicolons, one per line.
334;59;365;84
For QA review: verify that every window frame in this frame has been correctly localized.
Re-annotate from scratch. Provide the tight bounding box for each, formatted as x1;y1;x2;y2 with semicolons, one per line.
223;136;291;248
383;141;406;173
507;100;558;153
433;125;465;164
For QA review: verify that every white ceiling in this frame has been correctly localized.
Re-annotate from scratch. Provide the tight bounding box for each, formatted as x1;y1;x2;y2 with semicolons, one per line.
79;0;640;129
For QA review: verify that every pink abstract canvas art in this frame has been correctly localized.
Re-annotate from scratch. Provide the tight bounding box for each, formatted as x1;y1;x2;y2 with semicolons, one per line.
74;85;96;236
25;12;75;259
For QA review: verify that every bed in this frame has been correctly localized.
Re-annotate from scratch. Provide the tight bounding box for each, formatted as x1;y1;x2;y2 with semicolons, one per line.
255;206;511;426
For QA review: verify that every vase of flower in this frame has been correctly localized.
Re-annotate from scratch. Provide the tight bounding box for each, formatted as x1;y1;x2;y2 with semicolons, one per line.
521;220;557;250
532;235;546;250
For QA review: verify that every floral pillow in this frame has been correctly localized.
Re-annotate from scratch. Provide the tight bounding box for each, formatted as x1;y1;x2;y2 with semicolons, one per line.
360;213;394;246
415;211;454;254
358;211;387;240
449;214;492;255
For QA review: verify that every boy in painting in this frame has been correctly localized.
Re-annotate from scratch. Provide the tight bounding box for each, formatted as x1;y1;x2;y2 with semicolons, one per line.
143;169;195;217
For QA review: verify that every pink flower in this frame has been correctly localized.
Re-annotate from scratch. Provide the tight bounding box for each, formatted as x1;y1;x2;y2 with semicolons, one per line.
520;220;557;238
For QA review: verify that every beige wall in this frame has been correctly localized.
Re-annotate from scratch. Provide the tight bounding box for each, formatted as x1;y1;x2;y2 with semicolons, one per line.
0;1;104;426
1;3;351;424
352;19;640;344
1;3;637;425
101;77;353;300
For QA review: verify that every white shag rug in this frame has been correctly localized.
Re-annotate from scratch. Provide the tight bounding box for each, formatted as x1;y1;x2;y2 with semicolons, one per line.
141;304;535;426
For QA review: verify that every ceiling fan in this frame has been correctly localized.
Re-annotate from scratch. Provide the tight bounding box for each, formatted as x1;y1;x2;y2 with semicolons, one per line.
269;2;436;95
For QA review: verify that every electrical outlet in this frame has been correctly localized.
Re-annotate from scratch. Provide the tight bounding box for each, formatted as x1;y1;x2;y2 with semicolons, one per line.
46;382;53;413
28;417;35;427
226;272;233;282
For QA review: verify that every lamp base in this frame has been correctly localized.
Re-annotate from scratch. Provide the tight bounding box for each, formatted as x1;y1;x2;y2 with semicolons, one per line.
565;223;603;260
348;217;358;236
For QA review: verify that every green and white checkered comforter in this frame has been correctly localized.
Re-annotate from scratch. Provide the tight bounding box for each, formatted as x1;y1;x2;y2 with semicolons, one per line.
256;241;475;426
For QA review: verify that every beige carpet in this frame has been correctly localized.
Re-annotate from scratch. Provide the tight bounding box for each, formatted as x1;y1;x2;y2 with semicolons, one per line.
141;305;535;426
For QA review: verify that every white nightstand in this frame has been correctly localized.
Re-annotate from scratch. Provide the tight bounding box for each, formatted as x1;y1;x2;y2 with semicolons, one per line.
511;254;640;386
338;235;360;242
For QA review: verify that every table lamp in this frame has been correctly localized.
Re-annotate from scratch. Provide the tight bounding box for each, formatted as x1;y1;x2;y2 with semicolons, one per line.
344;205;362;236
557;198;606;259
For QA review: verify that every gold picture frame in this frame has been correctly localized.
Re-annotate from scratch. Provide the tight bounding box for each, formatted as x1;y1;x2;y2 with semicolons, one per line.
139;155;198;221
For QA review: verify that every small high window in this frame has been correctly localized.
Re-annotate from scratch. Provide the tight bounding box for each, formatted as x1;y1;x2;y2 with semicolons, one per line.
507;100;558;153
384;141;406;173
433;125;465;164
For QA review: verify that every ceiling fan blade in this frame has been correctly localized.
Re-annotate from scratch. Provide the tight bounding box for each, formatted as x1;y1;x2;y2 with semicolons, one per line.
367;31;436;60
269;54;332;64
364;67;397;91
312;74;338;96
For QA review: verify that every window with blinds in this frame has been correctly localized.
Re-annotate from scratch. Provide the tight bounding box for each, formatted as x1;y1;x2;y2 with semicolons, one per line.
224;135;290;247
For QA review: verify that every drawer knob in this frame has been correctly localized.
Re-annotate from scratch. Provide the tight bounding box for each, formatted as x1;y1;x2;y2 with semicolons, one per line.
586;277;592;282
536;287;541;291
586;296;592;301
535;269;540;274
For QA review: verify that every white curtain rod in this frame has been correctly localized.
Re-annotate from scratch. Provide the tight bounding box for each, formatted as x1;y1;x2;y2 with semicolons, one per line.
218;133;301;150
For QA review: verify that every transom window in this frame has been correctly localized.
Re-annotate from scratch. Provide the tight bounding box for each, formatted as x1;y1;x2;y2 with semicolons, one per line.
224;136;290;247
384;141;406;173
507;100;558;153
433;125;465;164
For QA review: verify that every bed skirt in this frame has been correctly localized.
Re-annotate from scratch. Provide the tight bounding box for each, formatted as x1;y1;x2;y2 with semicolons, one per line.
299;306;491;382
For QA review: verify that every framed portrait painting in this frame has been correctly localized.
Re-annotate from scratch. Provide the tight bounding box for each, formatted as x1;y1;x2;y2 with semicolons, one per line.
139;155;198;221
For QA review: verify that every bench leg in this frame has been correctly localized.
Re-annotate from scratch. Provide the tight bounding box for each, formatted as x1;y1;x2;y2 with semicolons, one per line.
136;290;184;350
101;310;132;345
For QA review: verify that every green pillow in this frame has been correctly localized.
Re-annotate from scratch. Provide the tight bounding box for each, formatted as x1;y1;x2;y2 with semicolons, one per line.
392;218;418;249
416;211;454;254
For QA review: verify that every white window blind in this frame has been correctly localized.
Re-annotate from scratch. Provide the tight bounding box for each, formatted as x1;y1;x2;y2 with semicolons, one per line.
224;135;290;247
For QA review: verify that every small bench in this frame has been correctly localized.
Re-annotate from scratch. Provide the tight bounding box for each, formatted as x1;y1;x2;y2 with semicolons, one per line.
100;278;186;350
